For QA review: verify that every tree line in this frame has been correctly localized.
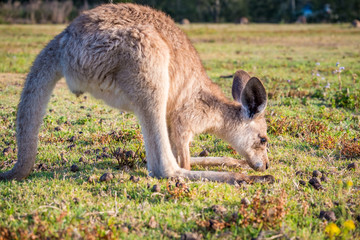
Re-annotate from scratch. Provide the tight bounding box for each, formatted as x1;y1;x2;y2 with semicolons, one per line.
0;0;359;24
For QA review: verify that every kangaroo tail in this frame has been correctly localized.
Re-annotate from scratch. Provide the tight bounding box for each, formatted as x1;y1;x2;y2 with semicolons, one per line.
0;34;63;180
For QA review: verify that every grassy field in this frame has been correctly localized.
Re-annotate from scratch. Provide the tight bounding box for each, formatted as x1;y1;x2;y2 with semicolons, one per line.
0;23;359;239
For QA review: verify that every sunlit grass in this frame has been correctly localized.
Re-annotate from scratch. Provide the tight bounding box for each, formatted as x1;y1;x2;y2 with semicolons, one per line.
0;24;359;239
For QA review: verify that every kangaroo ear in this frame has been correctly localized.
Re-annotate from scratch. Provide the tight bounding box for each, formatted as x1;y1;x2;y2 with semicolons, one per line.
232;70;251;102
241;77;267;119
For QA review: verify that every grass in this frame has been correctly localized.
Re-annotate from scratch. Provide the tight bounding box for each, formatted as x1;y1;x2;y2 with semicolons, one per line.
0;23;359;239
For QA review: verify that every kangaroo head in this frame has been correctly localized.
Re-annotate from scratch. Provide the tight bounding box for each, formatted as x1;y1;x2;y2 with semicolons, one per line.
228;70;269;171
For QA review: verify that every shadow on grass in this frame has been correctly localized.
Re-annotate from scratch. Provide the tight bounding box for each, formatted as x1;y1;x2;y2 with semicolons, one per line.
0;158;148;183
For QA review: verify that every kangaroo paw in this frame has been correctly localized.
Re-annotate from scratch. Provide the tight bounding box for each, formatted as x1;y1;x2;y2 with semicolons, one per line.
248;175;275;184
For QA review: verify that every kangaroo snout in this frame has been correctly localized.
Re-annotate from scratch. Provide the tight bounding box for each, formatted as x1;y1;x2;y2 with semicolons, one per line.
254;162;264;170
251;162;265;171
246;154;269;172
251;161;267;171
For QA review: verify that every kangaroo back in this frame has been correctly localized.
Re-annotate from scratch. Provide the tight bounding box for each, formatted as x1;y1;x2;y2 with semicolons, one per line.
0;34;63;180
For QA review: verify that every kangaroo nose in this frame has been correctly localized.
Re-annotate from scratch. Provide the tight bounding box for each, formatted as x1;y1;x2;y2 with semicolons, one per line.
266;162;269;170
254;162;263;170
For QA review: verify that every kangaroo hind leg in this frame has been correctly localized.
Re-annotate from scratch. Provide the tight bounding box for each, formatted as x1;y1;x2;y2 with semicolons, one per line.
127;34;181;179
134;73;180;178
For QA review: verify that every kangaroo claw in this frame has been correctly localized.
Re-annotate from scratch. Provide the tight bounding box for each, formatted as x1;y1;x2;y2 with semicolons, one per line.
248;175;275;184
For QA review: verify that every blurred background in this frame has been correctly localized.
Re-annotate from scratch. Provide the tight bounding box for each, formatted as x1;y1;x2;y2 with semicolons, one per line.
0;0;359;24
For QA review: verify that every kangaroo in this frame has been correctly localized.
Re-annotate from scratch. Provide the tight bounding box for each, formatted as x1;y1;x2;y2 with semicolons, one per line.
0;3;274;184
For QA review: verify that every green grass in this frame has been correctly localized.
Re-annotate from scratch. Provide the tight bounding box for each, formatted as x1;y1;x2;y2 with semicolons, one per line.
0;24;359;239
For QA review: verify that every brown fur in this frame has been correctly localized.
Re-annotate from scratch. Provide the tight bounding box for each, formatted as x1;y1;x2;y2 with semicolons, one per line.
0;4;274;184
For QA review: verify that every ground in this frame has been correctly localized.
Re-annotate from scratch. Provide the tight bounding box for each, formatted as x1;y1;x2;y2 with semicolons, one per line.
0;24;359;239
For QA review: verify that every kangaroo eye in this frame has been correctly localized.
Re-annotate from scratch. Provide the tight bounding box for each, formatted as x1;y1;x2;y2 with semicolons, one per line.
260;137;267;144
